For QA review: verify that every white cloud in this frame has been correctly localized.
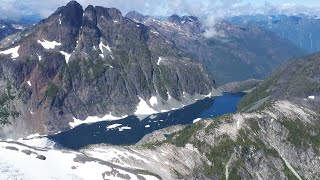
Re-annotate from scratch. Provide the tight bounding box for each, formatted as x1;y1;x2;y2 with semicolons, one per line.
0;0;318;19
0;0;319;38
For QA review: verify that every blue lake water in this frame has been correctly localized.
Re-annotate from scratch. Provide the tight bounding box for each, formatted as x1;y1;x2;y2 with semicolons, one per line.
49;93;245;150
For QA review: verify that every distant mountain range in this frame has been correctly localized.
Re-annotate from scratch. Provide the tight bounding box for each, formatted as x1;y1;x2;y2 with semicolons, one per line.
0;20;32;41
126;11;306;84
229;14;320;53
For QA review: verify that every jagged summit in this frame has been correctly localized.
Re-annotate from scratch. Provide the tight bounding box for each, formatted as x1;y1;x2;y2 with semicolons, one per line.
167;14;181;24
167;14;199;25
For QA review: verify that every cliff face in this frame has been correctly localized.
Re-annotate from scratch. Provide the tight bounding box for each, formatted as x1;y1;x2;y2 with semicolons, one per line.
0;1;215;138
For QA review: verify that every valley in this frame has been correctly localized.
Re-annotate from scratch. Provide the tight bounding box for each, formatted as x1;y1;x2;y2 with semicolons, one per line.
49;93;244;149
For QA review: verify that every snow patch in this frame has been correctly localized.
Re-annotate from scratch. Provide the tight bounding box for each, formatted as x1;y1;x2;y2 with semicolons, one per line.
25;133;41;139
99;41;112;58
0;45;20;59
308;95;315;100
149;96;158;106
27;81;31;87
36;53;42;61
134;97;158;115
193;118;202;124
157;57;163;65
18;137;55;149
0;142;124;179
37;39;61;49
150;30;159;35
205;92;212;98
119;126;132;132
145;125;150;128
59;51;71;63
106;124;122;129
12;24;25;30
70;113;128;128
149;115;157;119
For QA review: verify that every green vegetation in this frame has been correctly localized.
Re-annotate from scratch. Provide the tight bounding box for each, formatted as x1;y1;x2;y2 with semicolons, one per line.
0;82;20;125
90;60;106;79
247;118;260;132
237;82;271;112
204;136;236;177
281;118;320;153
167;123;203;147
228;160;244;180
65;58;107;81
45;81;59;97
203;129;279;177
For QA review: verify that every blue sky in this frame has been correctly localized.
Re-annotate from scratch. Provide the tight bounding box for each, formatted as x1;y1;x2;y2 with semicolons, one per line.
0;0;320;19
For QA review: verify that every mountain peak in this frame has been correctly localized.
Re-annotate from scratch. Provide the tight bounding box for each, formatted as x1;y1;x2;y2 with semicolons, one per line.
59;1;83;26
167;14;181;24
66;0;81;6
94;6;123;21
126;10;144;17
125;11;150;23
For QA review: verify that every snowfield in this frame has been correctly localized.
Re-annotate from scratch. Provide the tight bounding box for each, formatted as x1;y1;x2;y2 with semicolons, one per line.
0;45;20;59
70;113;128;128
0;141;161;180
135;97;159;115
37;39;61;49
60;51;71;63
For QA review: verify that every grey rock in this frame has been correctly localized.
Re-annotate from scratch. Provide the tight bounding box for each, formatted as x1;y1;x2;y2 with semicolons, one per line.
36;155;46;160
5;146;19;151
21;149;32;155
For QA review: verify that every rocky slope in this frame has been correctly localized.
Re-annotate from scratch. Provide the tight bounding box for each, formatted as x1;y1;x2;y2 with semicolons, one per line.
0;1;216;138
230;14;320;53
130;52;320;179
218;79;262;93
238;52;320;111
126;12;306;84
